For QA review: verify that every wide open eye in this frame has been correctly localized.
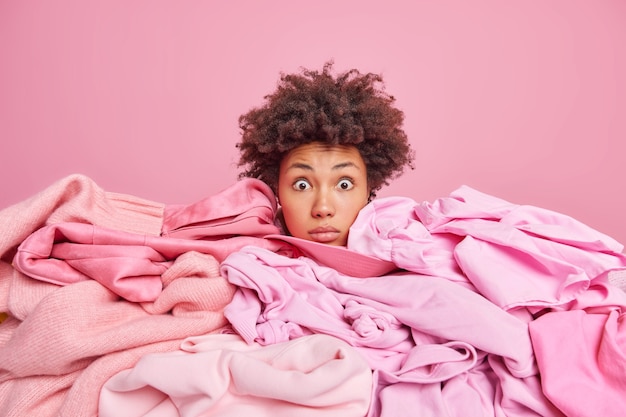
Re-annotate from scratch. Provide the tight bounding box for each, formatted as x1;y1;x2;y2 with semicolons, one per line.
293;179;311;191
337;178;354;190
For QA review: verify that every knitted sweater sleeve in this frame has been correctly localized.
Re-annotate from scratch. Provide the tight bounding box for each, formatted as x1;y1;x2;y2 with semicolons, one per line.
0;173;164;254
0;174;165;312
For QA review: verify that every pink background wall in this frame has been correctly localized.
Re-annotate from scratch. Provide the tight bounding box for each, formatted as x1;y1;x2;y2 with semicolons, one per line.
1;1;625;244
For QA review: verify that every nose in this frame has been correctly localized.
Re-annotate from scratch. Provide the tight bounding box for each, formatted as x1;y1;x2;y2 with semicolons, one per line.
311;189;335;218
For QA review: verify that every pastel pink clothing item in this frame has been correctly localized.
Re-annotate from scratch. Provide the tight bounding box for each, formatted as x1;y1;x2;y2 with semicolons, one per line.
371;357;564;417
0;173;165;247
0;174;165;313
266;234;398;277
223;247;414;358
348;187;626;310
162;178;279;240
100;333;373;417
10;176;282;302
221;184;626;417
527;275;626;417
223;247;534;376
3;174;626;417
221;246;550;417
529;308;626;417
347;196;469;285
344;187;626;416
0;251;234;417
13;221;280;302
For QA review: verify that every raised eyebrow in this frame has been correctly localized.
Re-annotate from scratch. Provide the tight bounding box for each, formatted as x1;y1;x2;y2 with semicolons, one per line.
332;162;361;170
285;161;361;171
285;162;314;171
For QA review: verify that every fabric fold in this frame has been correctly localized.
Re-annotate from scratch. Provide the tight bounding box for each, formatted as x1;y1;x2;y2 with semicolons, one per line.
13;222;280;302
0;252;234;417
99;334;372;417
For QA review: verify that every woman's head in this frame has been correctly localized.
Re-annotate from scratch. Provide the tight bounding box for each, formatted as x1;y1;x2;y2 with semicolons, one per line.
277;141;370;245
237;62;415;198
237;62;415;245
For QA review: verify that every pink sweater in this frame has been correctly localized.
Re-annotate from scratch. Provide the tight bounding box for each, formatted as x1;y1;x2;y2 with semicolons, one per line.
10;176;281;302
0;175;278;417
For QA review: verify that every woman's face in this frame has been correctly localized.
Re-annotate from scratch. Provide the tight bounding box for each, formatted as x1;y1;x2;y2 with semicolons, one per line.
277;142;370;246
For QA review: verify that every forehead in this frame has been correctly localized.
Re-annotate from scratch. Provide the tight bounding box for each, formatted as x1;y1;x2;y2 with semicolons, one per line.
281;142;365;167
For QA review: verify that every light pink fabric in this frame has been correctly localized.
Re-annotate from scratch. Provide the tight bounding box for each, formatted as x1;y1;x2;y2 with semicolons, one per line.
347;196;469;286
3;176;626;417
529;278;626;417
0;174;165;313
222;185;626;417
9;177;281;303
0;251;235;417
348;188;626;415
346;187;626;415
0;175;282;416
221;247;553;417
100;333;372;417
0;173;165;244
348;188;626;310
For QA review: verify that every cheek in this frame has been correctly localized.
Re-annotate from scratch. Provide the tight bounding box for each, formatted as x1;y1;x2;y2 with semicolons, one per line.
345;191;369;213
348;203;366;223
280;196;307;231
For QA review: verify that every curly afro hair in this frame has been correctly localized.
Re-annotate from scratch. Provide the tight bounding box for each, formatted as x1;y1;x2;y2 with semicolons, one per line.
236;62;415;198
